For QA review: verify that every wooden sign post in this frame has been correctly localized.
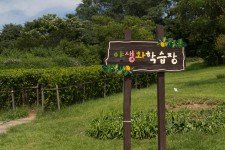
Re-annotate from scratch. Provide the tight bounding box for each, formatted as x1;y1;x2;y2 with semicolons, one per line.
105;26;185;150
123;30;132;150
156;25;166;150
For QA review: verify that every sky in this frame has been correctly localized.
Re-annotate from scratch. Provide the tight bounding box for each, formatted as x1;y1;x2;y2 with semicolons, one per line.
0;0;82;29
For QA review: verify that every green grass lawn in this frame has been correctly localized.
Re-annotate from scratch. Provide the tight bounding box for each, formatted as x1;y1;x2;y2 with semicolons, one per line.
0;62;225;150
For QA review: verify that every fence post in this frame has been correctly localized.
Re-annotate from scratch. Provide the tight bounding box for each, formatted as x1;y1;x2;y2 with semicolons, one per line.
36;84;39;107
56;85;61;110
25;89;28;105
83;84;86;103
41;86;45;111
103;80;106;98
22;89;25;106
11;89;15;111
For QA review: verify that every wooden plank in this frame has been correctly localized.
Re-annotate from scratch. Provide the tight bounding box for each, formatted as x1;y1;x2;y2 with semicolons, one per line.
41;86;45;111
22;89;25;106
156;25;166;150
11;89;15;111
56;85;61;110
157;72;166;150
105;41;185;72
83;84;86;103
36;84;39;107
123;29;132;150
103;81;106;98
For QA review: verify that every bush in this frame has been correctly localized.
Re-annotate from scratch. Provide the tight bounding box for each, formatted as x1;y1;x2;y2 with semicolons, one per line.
0;47;82;69
58;40;101;66
52;57;80;67
0;66;156;109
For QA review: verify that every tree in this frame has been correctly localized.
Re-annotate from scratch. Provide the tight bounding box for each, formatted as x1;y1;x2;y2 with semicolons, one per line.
76;0;99;20
0;24;23;48
75;0;166;23
83;15;155;62
17;14;84;49
165;0;225;65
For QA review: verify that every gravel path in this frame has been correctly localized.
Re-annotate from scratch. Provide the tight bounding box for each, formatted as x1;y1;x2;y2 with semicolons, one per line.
0;111;36;134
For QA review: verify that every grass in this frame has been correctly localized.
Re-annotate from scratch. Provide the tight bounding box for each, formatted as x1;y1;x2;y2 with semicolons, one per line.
0;62;225;149
0;107;29;122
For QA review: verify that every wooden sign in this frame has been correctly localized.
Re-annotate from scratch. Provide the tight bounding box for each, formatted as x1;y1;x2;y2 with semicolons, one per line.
104;26;185;150
105;41;185;72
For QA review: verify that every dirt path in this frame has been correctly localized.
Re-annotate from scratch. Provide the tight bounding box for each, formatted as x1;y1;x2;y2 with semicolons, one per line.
166;102;217;111
0;110;36;134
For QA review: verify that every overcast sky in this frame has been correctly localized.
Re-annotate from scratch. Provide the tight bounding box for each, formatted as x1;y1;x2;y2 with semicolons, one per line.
0;0;82;29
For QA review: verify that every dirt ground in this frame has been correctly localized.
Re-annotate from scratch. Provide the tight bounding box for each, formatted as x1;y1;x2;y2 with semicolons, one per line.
0;110;36;134
166;102;217;111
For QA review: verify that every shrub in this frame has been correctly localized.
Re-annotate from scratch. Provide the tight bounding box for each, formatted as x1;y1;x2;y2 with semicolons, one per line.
52;56;80;67
58;40;101;66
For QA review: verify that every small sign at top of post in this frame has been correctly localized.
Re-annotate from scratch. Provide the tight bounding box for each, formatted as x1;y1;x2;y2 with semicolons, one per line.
105;37;185;72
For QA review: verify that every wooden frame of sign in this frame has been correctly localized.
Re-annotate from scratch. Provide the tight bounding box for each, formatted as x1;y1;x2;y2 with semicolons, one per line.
105;41;185;72
105;25;185;150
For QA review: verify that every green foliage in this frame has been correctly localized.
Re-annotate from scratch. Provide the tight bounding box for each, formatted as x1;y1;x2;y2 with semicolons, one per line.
165;0;225;65
0;24;23;49
102;65;134;77
158;37;186;48
86;15;155;60
0;107;29;121
0;66;156;109
1;0;224;67
215;34;225;56
58;40;101;65
76;0;99;20
0;15;155;67
87;103;225;140
0;48;80;69
76;0;166;22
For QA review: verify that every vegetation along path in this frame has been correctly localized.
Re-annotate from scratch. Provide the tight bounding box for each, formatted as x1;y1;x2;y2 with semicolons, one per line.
0;111;36;134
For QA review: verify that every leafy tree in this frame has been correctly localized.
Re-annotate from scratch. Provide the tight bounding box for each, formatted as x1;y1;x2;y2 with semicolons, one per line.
17;14;84;49
76;0;99;20
58;40;101;65
165;0;225;65
0;24;23;48
84;15;155;62
76;0;166;22
17;14;65;49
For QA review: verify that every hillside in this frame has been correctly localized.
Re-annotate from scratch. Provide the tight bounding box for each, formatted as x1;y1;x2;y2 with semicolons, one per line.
0;62;225;149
